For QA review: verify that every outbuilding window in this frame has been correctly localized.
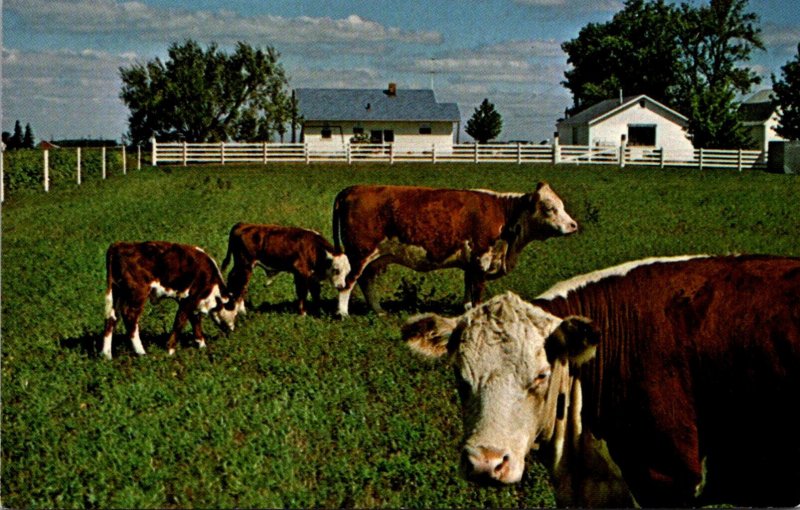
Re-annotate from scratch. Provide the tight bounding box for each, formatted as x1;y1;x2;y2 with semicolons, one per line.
321;127;332;139
419;125;432;135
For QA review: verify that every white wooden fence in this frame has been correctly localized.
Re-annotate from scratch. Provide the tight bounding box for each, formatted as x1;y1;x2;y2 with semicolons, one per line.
152;140;766;171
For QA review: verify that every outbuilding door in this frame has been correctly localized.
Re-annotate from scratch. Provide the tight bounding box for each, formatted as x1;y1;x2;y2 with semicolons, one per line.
628;124;657;146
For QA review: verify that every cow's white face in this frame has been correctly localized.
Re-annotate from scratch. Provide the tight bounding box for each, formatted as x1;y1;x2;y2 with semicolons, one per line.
207;289;238;332
326;252;351;290
403;292;597;484
524;182;578;239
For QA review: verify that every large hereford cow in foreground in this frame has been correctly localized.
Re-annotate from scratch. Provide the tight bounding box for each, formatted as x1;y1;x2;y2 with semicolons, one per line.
102;241;238;359
403;255;800;507
332;183;577;316
221;223;350;316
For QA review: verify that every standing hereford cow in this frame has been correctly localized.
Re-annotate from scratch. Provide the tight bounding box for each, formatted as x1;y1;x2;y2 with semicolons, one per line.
221;223;350;316
102;241;239;359
403;255;800;507
332;183;577;316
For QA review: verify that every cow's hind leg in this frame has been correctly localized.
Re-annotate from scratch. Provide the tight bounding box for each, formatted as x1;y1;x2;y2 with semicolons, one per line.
121;298;147;356
102;288;117;359
359;263;386;315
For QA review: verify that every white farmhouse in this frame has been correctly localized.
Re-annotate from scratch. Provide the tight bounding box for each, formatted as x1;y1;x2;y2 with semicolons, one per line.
739;89;786;154
556;94;694;158
295;84;460;150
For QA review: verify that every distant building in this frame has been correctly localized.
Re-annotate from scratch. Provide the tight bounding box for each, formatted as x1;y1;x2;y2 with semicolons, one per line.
556;94;694;158
739;89;786;154
38;140;61;150
295;83;461;150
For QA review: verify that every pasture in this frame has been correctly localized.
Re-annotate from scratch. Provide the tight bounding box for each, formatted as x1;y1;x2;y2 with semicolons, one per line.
2;162;798;508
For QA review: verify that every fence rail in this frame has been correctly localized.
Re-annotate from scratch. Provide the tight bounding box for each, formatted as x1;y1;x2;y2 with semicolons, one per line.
152;140;766;171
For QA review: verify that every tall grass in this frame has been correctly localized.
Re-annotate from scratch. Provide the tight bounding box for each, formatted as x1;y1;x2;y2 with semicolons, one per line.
2;162;798;508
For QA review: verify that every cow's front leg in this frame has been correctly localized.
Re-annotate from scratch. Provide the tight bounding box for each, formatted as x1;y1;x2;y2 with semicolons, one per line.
293;274;309;316
189;312;206;349
308;279;322;315
167;300;192;355
463;269;487;310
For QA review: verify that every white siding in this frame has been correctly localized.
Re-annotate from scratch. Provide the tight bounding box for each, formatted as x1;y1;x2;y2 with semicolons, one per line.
303;121;455;149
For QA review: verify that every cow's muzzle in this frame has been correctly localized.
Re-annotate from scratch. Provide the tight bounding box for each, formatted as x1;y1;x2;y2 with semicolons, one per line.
462;445;518;484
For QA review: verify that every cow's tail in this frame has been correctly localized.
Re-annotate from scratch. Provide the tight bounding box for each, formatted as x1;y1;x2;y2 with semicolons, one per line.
221;223;240;271
104;244;116;320
332;189;347;254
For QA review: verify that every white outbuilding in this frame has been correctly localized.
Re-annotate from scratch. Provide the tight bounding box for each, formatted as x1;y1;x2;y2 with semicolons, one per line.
739;89;786;154
556;94;695;158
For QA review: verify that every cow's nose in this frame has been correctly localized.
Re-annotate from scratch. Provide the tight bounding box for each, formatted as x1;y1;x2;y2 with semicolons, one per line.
566;220;578;233
463;445;512;482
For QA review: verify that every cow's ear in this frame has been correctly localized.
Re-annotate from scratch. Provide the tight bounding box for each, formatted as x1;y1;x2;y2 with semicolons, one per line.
402;313;460;359
545;315;598;365
535;181;549;192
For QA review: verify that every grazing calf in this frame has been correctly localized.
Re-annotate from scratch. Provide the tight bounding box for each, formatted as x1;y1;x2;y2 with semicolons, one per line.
403;255;800;507
102;241;238;359
332;183;577;316
221;223;350;316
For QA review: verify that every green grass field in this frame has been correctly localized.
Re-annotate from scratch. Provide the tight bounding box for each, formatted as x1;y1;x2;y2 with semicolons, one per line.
2;162;798;508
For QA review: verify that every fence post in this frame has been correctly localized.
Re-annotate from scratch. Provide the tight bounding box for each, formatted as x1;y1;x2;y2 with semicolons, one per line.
474;143;479;163
517;142;522;164
43;149;50;192
122;145;127;175
737;148;743;172
389;143;394;165
137;145;142;170
151;137;158;166
346;143;352;165
698;148;704;170
183;142;188;166
431;143;436;164
77;147;82;185
552;141;560;164
220;142;226;165
305;142;310;164
263;141;268;165
101;147;107;179
659;147;665;168
619;142;627;168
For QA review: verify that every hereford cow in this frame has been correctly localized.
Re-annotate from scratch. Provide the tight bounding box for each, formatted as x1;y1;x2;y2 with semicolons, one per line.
403;255;800;507
332;183;577;316
102;241;238;359
221;223;350;316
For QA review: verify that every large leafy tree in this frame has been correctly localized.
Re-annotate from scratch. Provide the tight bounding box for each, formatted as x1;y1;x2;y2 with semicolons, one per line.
562;0;683;114
674;0;764;148
772;43;800;140
119;40;290;144
466;98;503;144
562;0;763;148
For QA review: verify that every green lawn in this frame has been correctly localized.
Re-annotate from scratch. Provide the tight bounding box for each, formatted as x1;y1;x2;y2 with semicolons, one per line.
2;162;798;508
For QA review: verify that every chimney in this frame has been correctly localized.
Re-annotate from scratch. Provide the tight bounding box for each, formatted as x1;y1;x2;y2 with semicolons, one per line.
387;82;397;97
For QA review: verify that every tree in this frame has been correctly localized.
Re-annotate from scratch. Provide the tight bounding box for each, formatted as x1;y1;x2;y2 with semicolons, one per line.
561;0;764;148
674;0;764;148
772;43;800;140
562;0;683;113
8;121;24;150
22;123;35;149
119;40;291;144
466;98;503;144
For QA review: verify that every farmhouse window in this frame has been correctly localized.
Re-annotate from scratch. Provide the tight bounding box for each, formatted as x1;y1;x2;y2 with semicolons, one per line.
370;130;383;143
353;127;364;135
383;130;395;143
419;125;432;135
628;125;656;146
321;127;332;139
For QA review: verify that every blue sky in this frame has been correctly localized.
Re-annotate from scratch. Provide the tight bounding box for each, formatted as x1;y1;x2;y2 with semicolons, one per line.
3;0;799;143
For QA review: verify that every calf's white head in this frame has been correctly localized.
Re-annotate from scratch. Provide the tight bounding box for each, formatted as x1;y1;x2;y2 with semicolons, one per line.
402;291;597;484
325;251;351;290
517;182;578;241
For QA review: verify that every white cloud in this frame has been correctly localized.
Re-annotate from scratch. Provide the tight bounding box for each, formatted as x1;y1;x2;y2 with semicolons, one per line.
513;0;622;13
6;0;443;46
761;23;800;54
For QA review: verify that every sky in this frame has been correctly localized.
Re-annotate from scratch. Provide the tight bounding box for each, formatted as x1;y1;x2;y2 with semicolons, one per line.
2;0;799;143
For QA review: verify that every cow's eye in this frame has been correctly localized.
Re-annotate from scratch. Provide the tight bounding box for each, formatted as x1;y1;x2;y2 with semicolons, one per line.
527;371;551;394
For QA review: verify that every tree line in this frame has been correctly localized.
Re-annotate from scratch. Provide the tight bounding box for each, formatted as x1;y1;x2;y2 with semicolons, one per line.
3;121;36;150
117;0;800;147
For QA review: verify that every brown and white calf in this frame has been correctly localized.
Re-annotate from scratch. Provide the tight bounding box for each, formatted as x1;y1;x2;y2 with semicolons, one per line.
221;223;350;316
332;183;577;316
102;241;238;359
403;255;800;507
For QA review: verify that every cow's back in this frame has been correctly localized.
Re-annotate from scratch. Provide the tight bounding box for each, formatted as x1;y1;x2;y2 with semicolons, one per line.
537;255;800;506
334;185;508;264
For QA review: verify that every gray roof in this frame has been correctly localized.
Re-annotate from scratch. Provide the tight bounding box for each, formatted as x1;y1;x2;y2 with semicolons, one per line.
295;88;460;123
739;89;777;123
558;94;687;127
